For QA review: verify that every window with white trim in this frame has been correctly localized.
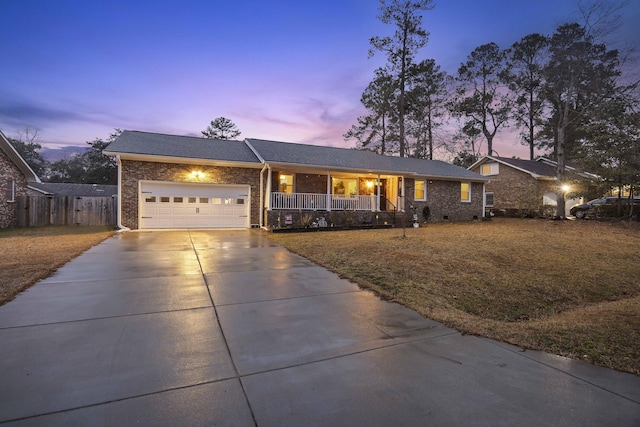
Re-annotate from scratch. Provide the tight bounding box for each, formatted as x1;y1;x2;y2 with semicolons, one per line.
6;178;15;202
485;192;494;207
461;182;471;202
332;177;357;195
279;173;294;193
414;179;426;201
480;163;499;176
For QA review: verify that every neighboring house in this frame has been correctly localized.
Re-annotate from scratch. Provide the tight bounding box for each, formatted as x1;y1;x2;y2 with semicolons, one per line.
0;130;41;228
104;130;488;230
27;182;118;197
469;156;596;217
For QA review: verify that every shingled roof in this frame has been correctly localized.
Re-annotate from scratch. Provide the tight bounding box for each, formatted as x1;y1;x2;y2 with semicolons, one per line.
104;130;261;165
28;182;118;197
471;156;595;180
245;138;485;180
105;131;486;181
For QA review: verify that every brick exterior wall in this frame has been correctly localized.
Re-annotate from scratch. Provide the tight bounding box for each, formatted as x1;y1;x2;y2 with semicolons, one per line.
0;149;30;228
120;160;262;229
121;162;484;230
294;173;326;193
270;171;327;194
407;178;484;222
469;163;556;216
265;177;484;229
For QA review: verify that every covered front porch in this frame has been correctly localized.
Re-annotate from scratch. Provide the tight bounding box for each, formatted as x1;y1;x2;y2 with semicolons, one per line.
267;171;404;212
263;169;406;229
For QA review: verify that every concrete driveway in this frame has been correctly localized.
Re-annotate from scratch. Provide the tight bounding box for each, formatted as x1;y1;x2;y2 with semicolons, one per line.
0;230;638;426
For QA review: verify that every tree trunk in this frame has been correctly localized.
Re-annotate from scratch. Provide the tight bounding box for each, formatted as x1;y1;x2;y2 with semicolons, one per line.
529;90;535;160
555;118;568;218
484;127;494;156
427;111;433;160
399;25;408;157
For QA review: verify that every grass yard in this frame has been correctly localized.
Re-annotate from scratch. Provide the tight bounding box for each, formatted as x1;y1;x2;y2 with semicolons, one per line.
0;226;116;305
268;218;640;375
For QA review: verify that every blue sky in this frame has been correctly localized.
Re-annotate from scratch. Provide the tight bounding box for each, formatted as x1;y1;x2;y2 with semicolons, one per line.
1;0;638;159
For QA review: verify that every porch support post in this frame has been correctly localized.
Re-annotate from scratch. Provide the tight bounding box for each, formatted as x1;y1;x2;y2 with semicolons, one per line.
326;172;331;211
376;174;381;211
400;176;405;211
265;165;272;211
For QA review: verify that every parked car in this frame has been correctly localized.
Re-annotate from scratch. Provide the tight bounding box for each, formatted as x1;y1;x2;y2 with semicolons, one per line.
570;196;640;219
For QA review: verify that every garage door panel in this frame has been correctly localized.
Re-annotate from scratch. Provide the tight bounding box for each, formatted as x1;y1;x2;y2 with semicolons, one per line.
140;182;250;229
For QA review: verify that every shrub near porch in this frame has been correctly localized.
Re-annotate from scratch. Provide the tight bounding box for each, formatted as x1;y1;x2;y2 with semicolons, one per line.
268;218;640;375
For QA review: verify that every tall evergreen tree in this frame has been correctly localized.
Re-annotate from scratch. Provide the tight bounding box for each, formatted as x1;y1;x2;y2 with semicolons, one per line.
368;0;434;157
450;42;511;156
504;33;549;160
542;22;621;218
202;117;241;140
405;59;449;159
345;68;398;155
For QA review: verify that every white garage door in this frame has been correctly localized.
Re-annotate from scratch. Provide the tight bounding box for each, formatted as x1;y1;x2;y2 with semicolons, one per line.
140;182;250;229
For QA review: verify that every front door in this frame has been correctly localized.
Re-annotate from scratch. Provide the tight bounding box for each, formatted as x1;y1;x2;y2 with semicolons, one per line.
379;179;387;211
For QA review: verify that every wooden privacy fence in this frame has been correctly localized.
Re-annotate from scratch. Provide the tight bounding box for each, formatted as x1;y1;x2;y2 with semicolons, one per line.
16;195;117;227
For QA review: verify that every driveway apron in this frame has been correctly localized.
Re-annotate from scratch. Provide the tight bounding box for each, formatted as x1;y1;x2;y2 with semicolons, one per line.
0;230;638;426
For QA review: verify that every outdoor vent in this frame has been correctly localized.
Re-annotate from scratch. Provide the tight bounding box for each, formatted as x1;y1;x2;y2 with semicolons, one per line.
443;215;449;220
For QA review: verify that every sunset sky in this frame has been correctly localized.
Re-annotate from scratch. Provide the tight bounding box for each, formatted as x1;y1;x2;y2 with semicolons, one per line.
1;0;638;159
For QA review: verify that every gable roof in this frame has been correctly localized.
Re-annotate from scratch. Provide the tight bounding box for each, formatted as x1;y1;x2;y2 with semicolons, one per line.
28;182;118;197
105;130;486;182
245;138;485;181
469;155;595;180
0;130;41;183
103;130;262;167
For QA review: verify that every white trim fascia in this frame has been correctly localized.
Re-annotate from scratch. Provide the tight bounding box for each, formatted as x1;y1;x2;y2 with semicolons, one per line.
468;155;498;170
0;130;41;183
487;157;545;179
415;174;489;183
103;152;263;169
267;161;488;183
26;185;53;196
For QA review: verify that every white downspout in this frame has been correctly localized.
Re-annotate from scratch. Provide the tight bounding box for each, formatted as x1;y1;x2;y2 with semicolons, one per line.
259;163;268;228
115;155;130;232
265;164;272;211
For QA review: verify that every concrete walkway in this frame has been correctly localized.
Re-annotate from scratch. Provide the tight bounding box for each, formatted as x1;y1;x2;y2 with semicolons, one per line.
0;230;638;426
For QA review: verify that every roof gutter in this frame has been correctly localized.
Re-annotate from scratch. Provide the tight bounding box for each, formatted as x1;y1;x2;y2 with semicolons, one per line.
103;151;263;169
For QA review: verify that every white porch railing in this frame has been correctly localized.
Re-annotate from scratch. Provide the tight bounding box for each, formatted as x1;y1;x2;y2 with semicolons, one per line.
331;194;375;211
270;192;376;211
